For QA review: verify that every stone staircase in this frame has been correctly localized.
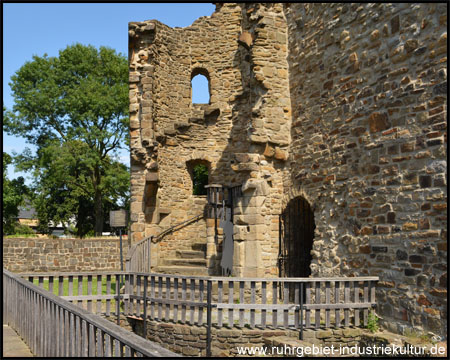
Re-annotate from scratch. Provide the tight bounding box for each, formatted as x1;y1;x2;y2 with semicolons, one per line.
156;243;210;276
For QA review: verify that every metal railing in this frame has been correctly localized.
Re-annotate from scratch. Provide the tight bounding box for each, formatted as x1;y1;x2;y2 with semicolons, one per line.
126;213;204;272
3;269;177;357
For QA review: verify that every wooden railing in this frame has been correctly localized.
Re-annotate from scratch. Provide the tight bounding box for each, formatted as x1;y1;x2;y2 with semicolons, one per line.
3;269;177;357
21;271;378;329
124;274;378;329
124;273;378;354
17;271;378;356
21;271;124;317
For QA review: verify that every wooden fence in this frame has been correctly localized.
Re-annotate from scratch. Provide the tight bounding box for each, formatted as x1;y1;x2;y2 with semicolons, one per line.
3;269;177;357
123;274;378;330
21;271;124;317
19;270;378;354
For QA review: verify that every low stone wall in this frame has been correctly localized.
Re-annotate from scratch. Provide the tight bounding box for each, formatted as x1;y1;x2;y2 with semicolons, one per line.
2;237;128;272
300;327;363;347
128;318;293;357
126;317;446;357
127;317;373;357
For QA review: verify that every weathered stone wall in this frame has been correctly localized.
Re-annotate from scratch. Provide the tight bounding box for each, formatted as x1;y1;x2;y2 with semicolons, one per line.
283;3;447;335
129;3;447;335
129;3;292;277
126;317;387;357
3;237;128;272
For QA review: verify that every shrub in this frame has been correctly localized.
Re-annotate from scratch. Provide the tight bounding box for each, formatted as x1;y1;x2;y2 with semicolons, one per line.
4;223;37;237
366;310;379;333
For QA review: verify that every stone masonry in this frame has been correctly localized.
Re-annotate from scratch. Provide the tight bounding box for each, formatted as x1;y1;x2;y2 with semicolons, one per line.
129;3;447;336
3;237;128;272
127;317;370;357
126;316;443;358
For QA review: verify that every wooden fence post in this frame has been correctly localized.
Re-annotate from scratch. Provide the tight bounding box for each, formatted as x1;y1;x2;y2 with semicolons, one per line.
206;280;212;358
143;276;148;339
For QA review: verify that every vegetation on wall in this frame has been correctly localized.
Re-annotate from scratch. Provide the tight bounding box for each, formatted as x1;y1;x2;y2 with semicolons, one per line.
192;164;209;195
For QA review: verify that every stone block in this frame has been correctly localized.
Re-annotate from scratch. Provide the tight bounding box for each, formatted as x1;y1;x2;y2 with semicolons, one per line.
233;225;249;240
129;74;140;83
342;328;362;338
396;249;408;260
405;268;421;276
316;330;333;339
409;255;427;264
372;246;388;253
274;147;289;161
130;202;143;214
233;241;245;268
249;134;268;144
240;196;266;208
129;103;139;113
145;172;159;182
368;112;389;133
182;347;199;356
234;153;260;164
241;179;269;196
245;241;261;268
402;222;418;231
263;143;275;157
387;212;396;224
429;288;447;298
238;31;253;48
234;214;265;225
236;163;259;171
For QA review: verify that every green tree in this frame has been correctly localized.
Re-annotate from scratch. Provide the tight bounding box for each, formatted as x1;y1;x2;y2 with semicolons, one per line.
193;164;209;195
2;152;29;234
4;44;129;236
25;139;129;237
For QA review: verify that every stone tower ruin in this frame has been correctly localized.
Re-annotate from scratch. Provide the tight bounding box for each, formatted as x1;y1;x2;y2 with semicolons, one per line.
129;3;447;336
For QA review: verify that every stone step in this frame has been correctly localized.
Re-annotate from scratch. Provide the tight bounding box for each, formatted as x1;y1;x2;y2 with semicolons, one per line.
176;250;205;259
156;265;209;276
162;258;207;267
191;243;206;252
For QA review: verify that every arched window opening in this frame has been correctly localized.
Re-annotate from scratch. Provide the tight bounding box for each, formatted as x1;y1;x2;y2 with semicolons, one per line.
191;68;210;104
187;160;209;195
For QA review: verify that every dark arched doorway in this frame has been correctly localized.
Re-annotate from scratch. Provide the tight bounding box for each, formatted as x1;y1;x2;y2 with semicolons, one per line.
279;196;315;278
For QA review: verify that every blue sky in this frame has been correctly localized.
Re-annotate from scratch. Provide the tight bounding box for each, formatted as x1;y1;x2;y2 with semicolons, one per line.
3;3;215;183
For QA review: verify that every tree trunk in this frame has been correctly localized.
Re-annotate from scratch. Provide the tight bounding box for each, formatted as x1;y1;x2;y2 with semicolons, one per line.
76;199;86;238
94;166;103;236
94;189;103;236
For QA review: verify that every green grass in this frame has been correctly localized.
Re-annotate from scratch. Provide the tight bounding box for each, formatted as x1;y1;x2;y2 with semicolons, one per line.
32;277;118;296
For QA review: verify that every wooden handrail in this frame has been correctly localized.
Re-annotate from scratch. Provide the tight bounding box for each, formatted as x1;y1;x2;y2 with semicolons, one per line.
3;268;177;357
21;270;379;282
18;271;128;277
